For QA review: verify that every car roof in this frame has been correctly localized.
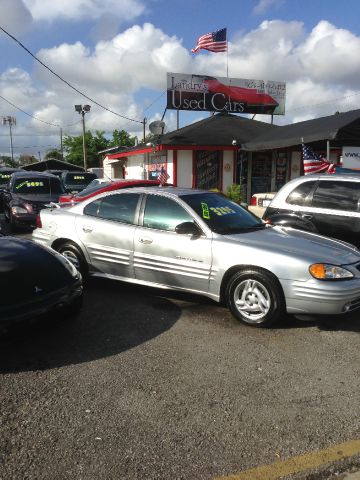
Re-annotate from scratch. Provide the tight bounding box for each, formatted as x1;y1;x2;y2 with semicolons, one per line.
11;171;60;179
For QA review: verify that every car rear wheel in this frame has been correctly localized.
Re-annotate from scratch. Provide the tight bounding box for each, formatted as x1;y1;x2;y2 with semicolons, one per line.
57;242;88;278
225;268;285;327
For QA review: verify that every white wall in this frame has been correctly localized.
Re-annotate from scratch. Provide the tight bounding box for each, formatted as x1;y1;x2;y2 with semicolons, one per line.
222;151;234;192
176;150;193;187
290;151;301;179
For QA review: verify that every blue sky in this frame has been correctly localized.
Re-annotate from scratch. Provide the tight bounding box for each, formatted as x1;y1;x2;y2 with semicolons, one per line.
1;0;360;158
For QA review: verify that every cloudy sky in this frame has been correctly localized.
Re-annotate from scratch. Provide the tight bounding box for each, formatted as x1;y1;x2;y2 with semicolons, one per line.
1;0;360;159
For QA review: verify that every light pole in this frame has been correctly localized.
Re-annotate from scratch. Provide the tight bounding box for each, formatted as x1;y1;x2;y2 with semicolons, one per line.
2;116;16;162
74;104;91;170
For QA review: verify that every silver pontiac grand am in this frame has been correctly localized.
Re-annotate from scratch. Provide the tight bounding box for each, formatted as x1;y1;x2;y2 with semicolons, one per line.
32;187;360;327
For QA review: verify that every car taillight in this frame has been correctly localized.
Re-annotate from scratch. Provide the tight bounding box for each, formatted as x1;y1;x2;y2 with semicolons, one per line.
36;214;42;228
250;196;257;206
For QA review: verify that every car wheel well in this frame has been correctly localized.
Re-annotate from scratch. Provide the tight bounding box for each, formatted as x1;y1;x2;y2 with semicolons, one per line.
220;265;285;304
52;239;88;277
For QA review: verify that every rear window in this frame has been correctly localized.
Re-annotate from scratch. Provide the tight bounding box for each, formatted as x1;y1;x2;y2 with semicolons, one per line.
12;177;64;194
0;171;16;186
63;173;97;184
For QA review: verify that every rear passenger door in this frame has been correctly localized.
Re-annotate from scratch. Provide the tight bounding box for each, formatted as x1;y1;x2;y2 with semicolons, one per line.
310;180;360;246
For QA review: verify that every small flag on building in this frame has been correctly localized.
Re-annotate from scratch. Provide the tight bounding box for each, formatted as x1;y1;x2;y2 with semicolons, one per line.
302;143;336;175
158;166;170;185
191;28;227;53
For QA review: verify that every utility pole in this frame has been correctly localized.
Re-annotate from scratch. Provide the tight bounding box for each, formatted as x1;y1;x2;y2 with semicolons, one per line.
1;116;16;162
74;105;91;170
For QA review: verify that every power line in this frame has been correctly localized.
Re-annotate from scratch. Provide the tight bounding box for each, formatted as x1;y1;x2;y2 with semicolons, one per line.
0;25;144;125
0;93;80;127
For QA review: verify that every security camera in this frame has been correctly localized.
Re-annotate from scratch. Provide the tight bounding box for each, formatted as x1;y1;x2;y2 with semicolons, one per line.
232;139;237;146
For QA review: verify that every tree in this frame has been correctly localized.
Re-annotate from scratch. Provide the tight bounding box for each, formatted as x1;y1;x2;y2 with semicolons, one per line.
44;149;63;160
109;129;137;148
0;155;17;167
63;130;109;168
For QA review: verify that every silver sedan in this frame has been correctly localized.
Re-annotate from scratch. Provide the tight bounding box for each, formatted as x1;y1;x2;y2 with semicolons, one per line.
32;187;360;327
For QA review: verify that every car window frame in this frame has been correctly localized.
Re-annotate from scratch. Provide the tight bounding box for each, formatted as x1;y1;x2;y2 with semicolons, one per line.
310;179;360;212
82;191;142;226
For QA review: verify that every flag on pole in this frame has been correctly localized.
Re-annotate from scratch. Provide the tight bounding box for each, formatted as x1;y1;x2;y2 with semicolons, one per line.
191;28;227;53
302;143;336;175
158;166;170;185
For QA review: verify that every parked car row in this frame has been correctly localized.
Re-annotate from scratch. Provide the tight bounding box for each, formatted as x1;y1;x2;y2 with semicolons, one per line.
2;172;360;330
32;185;360;328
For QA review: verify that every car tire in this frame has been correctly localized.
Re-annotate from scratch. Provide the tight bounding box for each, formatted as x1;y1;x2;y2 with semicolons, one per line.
57;242;88;278
225;268;285;327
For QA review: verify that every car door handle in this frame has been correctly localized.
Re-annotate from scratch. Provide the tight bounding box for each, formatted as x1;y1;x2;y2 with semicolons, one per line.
82;225;93;233
138;236;153;244
301;214;313;220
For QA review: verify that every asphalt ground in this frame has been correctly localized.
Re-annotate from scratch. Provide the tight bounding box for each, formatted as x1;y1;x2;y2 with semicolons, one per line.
0;221;360;480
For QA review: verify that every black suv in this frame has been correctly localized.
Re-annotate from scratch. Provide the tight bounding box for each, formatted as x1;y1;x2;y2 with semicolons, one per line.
263;173;360;247
0;167;23;211
2;171;65;231
61;171;97;193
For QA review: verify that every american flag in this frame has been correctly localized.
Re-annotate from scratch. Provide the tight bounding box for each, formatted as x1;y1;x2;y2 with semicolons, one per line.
191;28;227;53
158;166;170;185
302;143;336;175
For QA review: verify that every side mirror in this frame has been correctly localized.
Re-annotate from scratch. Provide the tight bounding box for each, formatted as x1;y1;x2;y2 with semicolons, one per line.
175;221;202;236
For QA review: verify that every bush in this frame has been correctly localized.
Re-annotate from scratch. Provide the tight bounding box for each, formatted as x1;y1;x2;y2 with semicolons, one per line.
225;184;241;203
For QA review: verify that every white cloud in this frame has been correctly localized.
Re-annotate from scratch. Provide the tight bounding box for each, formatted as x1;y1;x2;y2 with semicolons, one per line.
23;0;146;22
2;18;360;157
253;0;284;15
0;0;33;34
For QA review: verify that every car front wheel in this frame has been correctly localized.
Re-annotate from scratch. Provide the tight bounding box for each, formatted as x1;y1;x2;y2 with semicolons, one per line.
225;268;285;327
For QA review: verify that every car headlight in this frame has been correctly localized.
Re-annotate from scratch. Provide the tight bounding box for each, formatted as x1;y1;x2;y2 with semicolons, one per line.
56;253;81;279
309;263;354;280
11;204;30;214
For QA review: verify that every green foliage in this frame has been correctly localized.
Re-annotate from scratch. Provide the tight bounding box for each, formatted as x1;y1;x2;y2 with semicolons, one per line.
44;149;63;160
63;129;138;168
0;155;17;167
225;184;242;203
63;130;109;168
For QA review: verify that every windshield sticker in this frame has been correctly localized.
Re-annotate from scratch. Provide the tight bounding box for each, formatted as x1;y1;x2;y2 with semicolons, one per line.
210;206;236;216
73;176;85;180
201;202;210;219
16;181;44;190
0;174;11;179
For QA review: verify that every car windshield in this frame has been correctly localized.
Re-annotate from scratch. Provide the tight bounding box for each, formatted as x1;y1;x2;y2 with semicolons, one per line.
182;192;265;234
76;181;112;198
13;177;64;194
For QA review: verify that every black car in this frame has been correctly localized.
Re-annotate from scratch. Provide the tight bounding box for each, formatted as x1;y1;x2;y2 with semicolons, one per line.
263;173;360;247
2;171;66;231
61;171;98;193
0;236;83;327
0;167;23;212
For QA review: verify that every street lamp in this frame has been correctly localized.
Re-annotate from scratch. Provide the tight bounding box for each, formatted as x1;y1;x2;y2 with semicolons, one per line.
74;104;91;170
1;116;16;162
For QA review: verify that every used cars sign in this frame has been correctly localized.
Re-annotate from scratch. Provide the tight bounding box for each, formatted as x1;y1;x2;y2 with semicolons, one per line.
167;72;286;115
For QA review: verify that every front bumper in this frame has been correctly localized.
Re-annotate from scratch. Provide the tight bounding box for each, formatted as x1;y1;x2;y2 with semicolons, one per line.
282;277;360;315
0;279;83;325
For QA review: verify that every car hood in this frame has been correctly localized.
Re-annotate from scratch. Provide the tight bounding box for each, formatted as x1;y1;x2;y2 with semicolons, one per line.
223;225;360;265
11;193;62;204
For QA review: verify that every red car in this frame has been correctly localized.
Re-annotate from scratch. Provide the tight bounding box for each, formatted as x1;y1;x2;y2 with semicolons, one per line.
58;179;171;206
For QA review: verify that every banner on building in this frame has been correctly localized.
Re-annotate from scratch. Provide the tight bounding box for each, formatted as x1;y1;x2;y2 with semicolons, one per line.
167;73;286;115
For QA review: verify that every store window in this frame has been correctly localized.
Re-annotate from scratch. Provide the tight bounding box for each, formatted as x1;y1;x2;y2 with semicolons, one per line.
235;151;248;201
194;150;221;190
